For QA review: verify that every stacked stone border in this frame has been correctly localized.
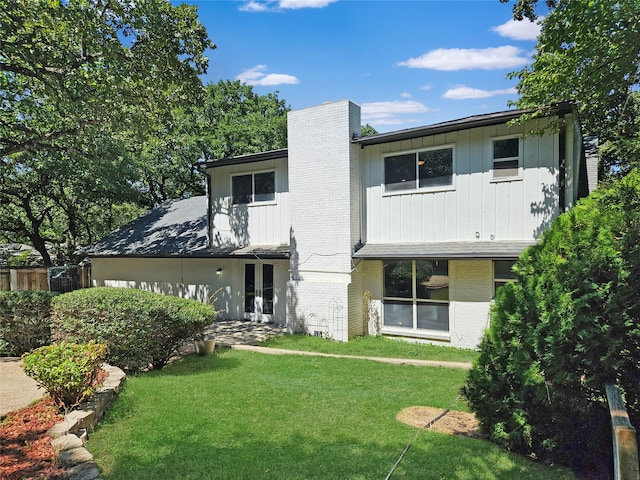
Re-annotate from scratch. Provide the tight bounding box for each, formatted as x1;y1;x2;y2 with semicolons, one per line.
47;364;126;480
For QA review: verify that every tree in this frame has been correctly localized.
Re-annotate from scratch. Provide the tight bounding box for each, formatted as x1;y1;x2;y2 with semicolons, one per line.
0;0;214;265
463;169;640;474
360;124;378;137
501;0;640;178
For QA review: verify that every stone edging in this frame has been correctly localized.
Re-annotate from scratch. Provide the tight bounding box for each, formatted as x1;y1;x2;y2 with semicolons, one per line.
47;364;126;480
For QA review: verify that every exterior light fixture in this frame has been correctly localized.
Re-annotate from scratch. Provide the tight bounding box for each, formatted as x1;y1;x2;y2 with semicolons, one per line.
216;268;222;275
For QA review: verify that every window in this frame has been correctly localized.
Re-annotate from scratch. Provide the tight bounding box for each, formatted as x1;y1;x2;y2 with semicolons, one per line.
382;260;449;332
494;260;517;294
232;171;275;205
492;137;520;179
384;147;453;192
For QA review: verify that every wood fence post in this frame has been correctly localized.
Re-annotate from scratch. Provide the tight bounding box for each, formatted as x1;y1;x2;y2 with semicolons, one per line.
606;384;640;480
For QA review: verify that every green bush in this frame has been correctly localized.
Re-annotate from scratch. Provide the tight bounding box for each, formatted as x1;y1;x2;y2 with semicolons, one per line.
22;341;107;411
0;291;59;356
462;170;640;473
51;287;216;371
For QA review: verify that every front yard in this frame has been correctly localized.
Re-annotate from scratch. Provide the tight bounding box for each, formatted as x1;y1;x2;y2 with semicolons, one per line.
87;347;574;479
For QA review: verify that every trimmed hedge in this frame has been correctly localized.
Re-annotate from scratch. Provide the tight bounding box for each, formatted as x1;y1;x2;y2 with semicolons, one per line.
51;287;216;372
462;170;640;473
0;291;59;356
22;341;106;411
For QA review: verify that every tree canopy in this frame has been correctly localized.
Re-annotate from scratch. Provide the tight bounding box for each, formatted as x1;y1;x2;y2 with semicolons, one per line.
1;2;291;266
501;0;640;178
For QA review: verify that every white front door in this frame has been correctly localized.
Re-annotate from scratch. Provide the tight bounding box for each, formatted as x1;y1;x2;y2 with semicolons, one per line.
243;263;274;323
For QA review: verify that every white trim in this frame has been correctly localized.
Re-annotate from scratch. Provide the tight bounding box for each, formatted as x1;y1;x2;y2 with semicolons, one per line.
490;135;522;182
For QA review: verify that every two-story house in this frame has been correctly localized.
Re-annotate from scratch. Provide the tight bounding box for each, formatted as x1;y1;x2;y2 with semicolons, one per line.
86;100;593;349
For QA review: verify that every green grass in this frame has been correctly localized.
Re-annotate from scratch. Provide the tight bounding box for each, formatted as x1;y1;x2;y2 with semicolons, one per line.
88;350;573;480
260;334;480;364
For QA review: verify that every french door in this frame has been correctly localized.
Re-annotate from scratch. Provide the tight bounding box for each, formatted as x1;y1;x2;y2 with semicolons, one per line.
244;263;274;323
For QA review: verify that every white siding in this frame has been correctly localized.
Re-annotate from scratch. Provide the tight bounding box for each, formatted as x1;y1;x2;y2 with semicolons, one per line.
206;157;289;247
362;118;562;244
91;257;288;325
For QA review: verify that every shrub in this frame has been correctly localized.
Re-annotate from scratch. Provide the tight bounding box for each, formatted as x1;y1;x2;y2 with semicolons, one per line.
0;291;58;356
51;287;216;371
462;170;640;473
22;341;107;411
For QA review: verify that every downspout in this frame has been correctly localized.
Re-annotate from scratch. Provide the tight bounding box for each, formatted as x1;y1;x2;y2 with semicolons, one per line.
558;114;566;212
197;165;213;248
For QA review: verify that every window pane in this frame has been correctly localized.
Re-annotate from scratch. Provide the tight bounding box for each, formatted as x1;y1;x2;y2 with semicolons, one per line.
493;138;519;159
254;172;275;202
232;175;253;204
417;304;449;331
385;154;416;191
494;260;517;281
416;260;449;300
262;264;274;315
244;264;255;313
383;300;413;327
384;261;412;298
419;148;453;188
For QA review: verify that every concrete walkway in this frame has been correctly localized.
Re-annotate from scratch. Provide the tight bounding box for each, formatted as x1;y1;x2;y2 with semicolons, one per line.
0;320;470;416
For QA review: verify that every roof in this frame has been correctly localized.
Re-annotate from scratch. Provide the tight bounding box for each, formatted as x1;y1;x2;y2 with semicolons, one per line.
83;196;289;259
352;102;574;147
352;241;536;260
198;148;288;169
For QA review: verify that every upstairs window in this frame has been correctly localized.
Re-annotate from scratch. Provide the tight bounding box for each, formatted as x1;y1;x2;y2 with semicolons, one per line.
232;171;275;205
492;137;521;179
384;146;454;192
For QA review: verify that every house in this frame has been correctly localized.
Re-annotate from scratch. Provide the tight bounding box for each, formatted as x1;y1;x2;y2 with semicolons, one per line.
86;100;595;349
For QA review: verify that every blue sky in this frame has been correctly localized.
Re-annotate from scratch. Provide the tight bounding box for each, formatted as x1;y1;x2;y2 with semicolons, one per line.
183;0;546;132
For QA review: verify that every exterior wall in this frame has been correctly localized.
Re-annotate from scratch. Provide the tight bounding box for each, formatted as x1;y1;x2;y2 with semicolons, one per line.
361;259;493;349
287;100;362;341
205;156;289;247
361;118;561;244
90;257;288;325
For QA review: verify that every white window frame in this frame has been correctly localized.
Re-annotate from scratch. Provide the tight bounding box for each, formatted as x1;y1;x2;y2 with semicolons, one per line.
381;260;451;341
383;144;456;195
491;135;522;182
231;169;276;206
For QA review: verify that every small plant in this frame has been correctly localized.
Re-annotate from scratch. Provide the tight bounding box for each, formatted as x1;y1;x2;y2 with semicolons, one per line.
0;291;59;356
22;341;107;411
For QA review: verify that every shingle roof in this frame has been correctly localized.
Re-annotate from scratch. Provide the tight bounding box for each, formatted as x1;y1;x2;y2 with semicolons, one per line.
83;196;290;259
83;196;210;257
352;241;536;259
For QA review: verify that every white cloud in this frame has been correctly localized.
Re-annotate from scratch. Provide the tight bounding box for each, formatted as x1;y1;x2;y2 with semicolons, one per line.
492;18;543;41
397;46;529;71
236;65;300;86
421;84;433;91
361;100;431;125
239;0;336;11
400;92;412;99
443;85;517;100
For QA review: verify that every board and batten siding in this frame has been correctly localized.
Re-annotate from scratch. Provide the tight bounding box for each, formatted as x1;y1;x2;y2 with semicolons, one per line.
360;119;561;244
206;157;289;247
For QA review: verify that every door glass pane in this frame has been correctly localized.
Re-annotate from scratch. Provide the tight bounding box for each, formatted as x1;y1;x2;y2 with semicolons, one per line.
417;304;449;331
244;264;255;313
385;154;416;191
262;264;274;315
383;261;412;298
383;300;413;327
232;175;253;204
416;260;449;300
419;148;453;188
254;172;275;202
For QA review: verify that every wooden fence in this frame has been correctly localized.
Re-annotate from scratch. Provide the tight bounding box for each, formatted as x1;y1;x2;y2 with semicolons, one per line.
0;266;91;292
606;384;640;480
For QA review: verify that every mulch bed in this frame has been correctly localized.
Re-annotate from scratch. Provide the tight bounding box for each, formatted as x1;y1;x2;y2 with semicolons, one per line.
397;406;481;438
0;397;65;480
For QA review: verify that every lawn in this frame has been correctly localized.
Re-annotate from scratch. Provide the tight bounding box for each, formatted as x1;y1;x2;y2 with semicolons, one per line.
87;349;574;480
260;334;480;363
